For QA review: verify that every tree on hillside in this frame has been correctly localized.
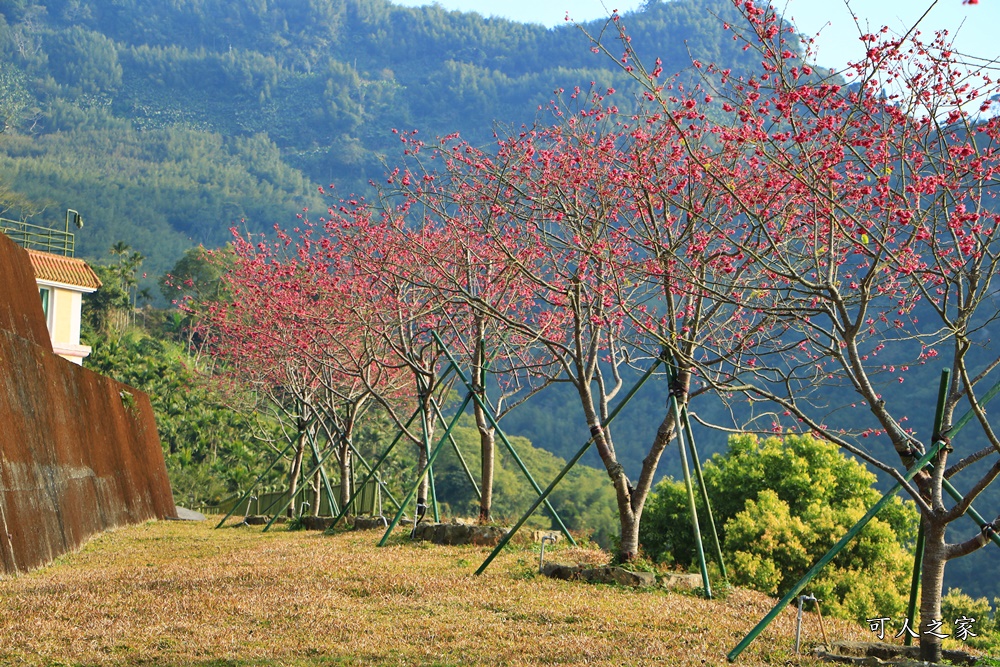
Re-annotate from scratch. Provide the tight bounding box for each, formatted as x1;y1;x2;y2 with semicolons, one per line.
386;114;666;560
159;245;230;358
319;207;459;523
375;156;565;523
384;81;783;561
589;1;1000;660
195;230;359;518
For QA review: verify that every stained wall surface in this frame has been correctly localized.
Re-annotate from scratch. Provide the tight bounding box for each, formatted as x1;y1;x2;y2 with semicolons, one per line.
0;234;175;574
0;235;53;353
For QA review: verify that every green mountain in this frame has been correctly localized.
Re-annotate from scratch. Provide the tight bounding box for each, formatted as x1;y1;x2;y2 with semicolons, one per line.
0;0;757;279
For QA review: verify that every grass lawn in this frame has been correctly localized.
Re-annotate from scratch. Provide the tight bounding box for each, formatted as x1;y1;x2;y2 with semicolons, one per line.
0;519;874;666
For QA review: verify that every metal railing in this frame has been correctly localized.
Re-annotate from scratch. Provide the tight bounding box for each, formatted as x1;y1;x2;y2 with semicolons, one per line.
0;210;82;257
204;479;382;518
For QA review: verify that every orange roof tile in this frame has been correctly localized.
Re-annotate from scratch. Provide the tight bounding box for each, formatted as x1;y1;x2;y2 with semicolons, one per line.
27;250;102;291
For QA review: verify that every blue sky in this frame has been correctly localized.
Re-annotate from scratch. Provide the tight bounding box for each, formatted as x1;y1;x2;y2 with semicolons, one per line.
390;0;999;72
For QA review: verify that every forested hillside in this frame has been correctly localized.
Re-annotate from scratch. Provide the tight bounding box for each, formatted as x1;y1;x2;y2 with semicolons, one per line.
0;0;758;278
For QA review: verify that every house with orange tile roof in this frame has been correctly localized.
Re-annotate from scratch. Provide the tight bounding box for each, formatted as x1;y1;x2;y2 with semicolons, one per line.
26;249;102;364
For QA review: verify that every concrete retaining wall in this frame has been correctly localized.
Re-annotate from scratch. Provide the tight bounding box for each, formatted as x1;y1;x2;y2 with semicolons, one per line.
0;234;175;574
0;235;53;353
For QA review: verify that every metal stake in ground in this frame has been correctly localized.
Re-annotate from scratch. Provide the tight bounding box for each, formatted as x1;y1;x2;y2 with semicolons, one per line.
377;392;473;547
328;405;422;531
670;387;711;599
431;330;576;546
475;356;663;576
215;438;296;528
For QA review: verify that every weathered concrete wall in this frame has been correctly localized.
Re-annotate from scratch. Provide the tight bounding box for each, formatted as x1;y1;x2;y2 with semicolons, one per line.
0;234;175;574
0;235;53;353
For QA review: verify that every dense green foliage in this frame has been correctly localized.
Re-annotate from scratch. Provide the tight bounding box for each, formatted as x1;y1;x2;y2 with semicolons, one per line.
84;323;266;507
641;434;919;621
940;588;999;653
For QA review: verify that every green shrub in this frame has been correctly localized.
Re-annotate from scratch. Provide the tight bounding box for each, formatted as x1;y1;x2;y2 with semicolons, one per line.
640;433;918;622
941;588;998;652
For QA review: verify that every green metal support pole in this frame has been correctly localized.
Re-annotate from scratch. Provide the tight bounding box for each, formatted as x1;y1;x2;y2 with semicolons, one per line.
476;357;664;576
904;526;925;647
431;331;576;546
257;489;292;518
431;397;482;500
346;440;402;512
378;393;474;547
429;460;440;523
949;375;1000;436
323;414;403;511
496;419;575;543
262;440;343;532
682;406;727;581
306;424;340;517
671;393;712;599
329;406;422;531
665;357;727;582
905;369;950;645
727;441;947;662
215;438;296;528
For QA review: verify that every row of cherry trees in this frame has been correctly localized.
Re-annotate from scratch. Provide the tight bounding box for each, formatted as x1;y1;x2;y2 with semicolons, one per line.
191;2;1000;660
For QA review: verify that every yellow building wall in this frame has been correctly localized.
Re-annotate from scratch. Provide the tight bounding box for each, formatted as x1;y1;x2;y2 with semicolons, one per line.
52;287;75;344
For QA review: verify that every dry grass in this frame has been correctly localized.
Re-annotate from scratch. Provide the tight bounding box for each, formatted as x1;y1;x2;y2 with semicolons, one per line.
0;519;873;666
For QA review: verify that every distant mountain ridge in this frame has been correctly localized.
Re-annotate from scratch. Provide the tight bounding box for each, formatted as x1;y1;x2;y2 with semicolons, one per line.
0;0;758;276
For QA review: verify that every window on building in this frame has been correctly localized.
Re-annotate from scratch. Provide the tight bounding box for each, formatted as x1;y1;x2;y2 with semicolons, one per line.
39;287;50;319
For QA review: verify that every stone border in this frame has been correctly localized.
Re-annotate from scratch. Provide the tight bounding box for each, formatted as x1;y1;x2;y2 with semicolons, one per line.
814;641;979;666
410;521;508;546
540;563;704;590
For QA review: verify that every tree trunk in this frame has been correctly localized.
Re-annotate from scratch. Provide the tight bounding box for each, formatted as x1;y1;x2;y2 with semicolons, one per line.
416;443;429;515
287;434;305;518
416;398;434;520
919;517;948;663
312;468;321;516
575;376;638;562
475;402;495;524
339;436;353;515
618;506;641;561
472;319;493;524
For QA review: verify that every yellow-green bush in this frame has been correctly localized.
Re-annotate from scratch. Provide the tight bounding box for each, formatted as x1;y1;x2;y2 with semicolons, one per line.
640;433;917;622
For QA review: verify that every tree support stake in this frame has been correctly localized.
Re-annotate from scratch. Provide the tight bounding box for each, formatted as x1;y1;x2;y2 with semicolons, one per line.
377;393;474;546
475;356;663;575
328;405;422;531
432;331;576;545
215;438;296;528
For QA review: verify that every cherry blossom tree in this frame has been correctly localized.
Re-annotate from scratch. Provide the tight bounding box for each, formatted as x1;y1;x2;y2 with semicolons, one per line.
194;222;396;517
589;1;1000;659
379;144;568;523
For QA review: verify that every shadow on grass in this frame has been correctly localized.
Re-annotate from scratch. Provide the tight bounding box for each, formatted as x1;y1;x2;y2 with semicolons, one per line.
66;658;462;667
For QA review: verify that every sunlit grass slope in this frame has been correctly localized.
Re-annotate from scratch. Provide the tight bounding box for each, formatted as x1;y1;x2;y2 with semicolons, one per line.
0;519;871;666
